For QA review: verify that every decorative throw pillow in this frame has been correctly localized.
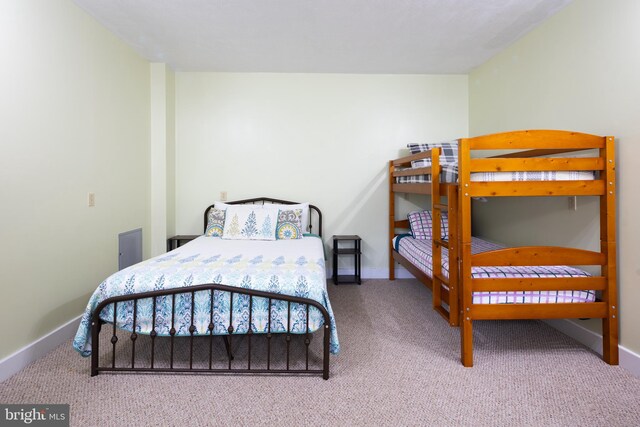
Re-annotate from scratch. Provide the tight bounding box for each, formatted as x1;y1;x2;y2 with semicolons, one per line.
407;141;459;168
205;208;226;237
222;205;278;240
264;203;310;232
276;209;304;240
407;210;448;240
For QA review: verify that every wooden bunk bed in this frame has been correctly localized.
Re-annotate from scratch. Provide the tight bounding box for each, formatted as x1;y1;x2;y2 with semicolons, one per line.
389;130;618;367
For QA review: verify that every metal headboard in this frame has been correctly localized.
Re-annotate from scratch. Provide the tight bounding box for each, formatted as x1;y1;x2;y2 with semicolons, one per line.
204;197;322;238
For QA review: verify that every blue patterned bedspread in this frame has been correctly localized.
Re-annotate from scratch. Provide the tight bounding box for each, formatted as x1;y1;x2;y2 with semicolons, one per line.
73;235;339;356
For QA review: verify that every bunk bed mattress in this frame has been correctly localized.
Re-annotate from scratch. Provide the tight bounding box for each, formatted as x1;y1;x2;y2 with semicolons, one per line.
395;164;596;184
73;235;340;356
393;235;595;304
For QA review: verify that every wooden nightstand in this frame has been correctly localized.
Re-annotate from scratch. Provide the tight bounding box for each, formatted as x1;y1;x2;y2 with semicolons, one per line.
166;235;200;252
332;235;362;285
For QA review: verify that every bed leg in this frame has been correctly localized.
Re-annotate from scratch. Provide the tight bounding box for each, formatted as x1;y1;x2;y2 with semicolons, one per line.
223;336;234;361
461;317;473;367
602;316;619;365
323;324;331;380
389;246;396;280
91;320;100;377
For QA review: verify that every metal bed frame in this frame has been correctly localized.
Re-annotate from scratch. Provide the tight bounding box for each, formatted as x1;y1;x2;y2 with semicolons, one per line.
91;197;332;379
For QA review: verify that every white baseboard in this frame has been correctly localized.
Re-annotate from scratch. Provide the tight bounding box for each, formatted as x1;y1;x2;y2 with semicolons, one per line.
544;318;640;378
0;315;82;383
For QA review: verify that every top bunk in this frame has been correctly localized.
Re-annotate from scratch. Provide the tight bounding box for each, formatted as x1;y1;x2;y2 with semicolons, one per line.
389;130;614;197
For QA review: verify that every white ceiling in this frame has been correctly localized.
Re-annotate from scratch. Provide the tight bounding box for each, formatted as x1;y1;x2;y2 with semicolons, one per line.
73;0;572;74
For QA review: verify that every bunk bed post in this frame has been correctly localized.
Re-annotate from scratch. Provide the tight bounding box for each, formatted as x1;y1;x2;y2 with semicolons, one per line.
431;148;443;312
389;160;396;280
458;137;474;367
447;184;459;327
600;136;619;365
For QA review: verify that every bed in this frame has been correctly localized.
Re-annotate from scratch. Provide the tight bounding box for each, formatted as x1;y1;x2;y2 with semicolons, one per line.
388;130;618;367
74;197;339;379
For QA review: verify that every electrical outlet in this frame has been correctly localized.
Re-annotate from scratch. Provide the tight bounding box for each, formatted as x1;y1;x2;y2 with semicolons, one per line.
88;192;96;207
220;191;227;201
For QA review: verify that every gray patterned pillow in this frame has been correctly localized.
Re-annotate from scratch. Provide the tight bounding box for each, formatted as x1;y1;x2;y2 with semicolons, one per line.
276;209;303;240
205;208;226;237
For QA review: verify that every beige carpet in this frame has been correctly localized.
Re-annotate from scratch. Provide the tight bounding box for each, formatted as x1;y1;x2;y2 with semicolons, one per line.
2;279;640;426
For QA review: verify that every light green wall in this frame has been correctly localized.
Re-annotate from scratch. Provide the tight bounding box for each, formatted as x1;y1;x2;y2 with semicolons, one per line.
150;64;177;256
166;69;176;239
175;73;468;274
469;0;640;353
0;0;150;359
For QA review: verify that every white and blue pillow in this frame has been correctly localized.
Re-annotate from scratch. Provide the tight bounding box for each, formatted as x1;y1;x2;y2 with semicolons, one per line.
222;205;278;240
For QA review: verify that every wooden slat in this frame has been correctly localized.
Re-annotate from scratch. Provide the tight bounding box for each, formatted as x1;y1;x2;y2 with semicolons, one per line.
434;272;449;285
433;203;448;210
470;157;604;172
391;183;452;194
468;180;604;197
488;148;596;159
393;183;432;194
392;150;433;166
471;246;605;267
434;239;449;249
393;166;432;177
472;277;606;292
394;219;409;229
468;130;605;150
471;301;607;320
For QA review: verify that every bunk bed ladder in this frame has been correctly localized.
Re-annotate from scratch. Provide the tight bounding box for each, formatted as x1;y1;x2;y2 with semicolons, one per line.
431;149;459;326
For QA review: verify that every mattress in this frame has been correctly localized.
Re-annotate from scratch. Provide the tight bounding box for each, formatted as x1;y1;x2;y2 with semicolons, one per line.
393;235;595;304
74;235;340;356
395;163;596;184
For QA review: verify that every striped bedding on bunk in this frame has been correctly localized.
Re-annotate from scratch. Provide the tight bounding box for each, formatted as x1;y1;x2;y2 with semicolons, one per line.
393;235;596;304
397;141;597;184
395;163;596;184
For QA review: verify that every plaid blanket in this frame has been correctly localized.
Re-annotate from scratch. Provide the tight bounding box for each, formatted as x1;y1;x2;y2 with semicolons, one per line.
394;235;595;304
395;164;595;184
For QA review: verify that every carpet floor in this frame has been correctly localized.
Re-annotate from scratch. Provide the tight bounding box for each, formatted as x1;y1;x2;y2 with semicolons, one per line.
1;279;640;426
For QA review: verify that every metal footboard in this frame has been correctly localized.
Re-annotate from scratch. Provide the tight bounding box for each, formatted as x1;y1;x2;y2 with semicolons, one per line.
90;283;332;379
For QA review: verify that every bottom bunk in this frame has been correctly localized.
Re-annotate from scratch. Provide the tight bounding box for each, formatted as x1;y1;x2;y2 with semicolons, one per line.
393;234;596;304
391;233;614;366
